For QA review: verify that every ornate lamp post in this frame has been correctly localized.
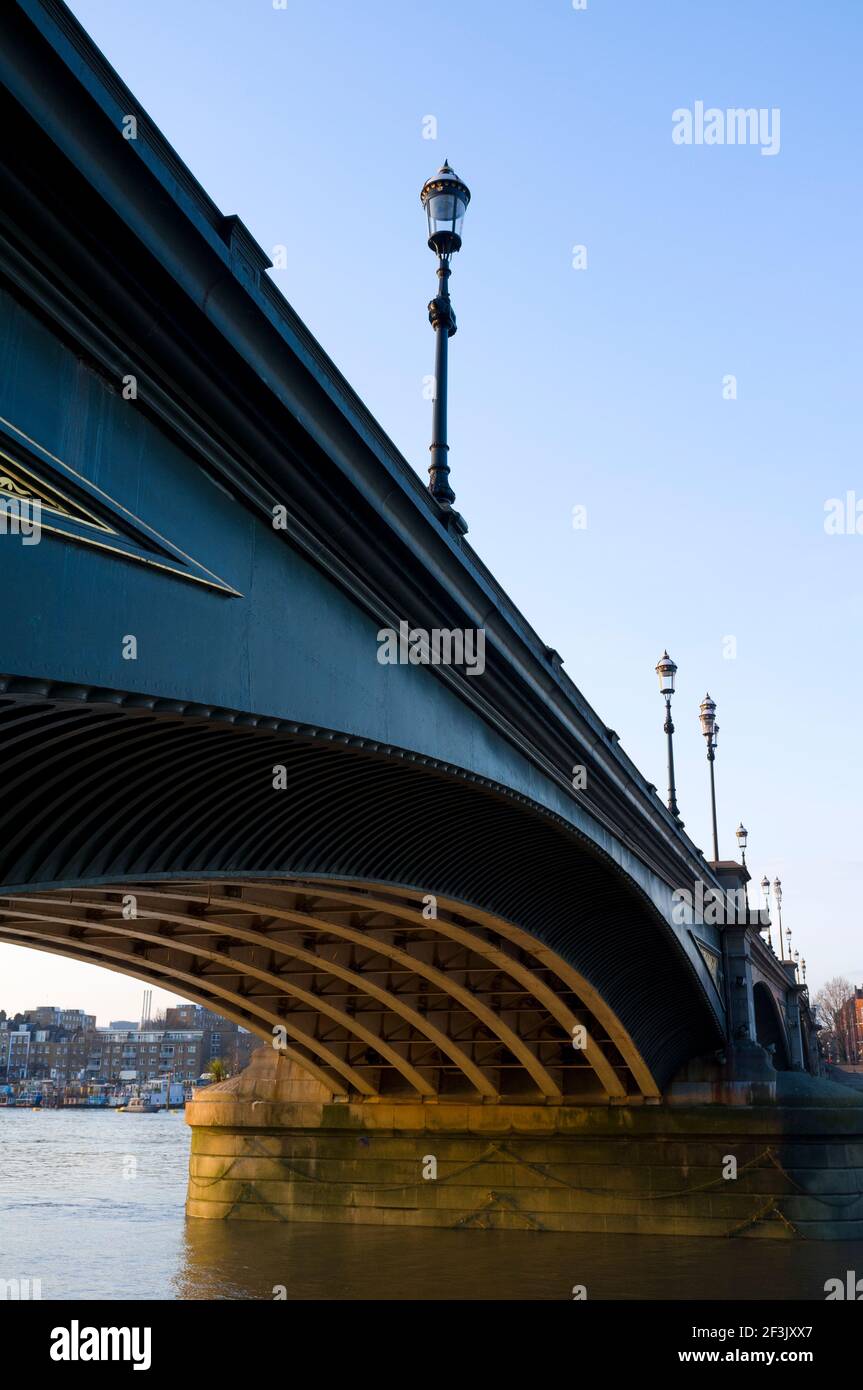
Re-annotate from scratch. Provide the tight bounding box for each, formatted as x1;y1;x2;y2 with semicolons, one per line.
773;877;784;960
655;652;681;821
699;693;720;861
760;874;773;950
420;161;471;508
735;822;749;907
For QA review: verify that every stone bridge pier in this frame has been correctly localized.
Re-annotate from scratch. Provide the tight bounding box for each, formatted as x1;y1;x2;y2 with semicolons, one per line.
185;1045;863;1239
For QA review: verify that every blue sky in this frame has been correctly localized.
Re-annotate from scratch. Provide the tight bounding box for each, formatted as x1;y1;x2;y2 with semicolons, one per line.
4;0;860;1019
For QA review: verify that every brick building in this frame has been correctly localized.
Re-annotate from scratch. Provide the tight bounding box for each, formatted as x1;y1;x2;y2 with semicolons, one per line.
0;1024;31;1080
166;1004;257;1073
838;987;863;1064
0;1002;254;1084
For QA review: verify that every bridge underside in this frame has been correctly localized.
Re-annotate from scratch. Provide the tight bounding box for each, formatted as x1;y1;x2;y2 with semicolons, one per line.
0;682;723;1096
0;877;656;1102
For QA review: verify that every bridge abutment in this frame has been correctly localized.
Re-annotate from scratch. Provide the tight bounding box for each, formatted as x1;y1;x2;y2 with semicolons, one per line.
185;1048;863;1239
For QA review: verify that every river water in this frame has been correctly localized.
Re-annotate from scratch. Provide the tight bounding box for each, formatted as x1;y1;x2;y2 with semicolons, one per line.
0;1109;860;1300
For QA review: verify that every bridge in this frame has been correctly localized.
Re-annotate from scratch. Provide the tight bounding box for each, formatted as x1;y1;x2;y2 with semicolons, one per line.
1;0;858;1239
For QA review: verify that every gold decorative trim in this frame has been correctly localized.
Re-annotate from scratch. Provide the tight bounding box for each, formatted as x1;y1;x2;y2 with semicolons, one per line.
0;447;109;530
0;414;241;596
695;938;722;991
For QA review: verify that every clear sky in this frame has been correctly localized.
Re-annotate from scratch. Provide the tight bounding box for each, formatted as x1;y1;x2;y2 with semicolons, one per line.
3;0;860;1021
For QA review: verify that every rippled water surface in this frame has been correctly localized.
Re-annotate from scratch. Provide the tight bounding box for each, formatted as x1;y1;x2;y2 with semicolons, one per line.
0;1110;860;1300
